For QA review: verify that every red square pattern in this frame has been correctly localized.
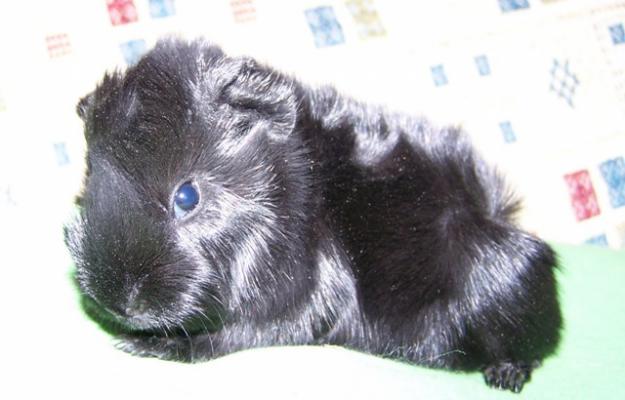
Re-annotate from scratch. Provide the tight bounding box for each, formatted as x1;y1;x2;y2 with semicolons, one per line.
46;33;71;58
107;0;138;26
230;0;256;23
564;170;601;221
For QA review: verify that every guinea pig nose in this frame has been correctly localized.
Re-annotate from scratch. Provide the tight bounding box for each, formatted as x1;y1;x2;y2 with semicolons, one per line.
125;298;149;317
125;283;149;317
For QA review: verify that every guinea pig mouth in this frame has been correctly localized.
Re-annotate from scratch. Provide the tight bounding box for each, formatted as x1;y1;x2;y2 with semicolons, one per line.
80;294;224;335
122;314;163;331
79;295;166;333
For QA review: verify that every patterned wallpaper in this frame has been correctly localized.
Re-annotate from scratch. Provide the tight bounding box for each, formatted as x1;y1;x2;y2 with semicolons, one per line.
0;0;624;250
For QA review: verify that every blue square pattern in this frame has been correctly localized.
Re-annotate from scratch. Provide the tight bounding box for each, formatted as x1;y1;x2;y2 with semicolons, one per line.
431;65;448;87
585;234;609;247
475;55;491;76
499;121;516;143
609;23;625;45
498;0;530;13
549;59;579;107
149;0;175;18
53;142;70;166
305;6;345;48
599;156;625;208
120;39;148;65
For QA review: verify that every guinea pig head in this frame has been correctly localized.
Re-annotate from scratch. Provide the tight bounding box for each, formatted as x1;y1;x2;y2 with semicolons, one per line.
65;40;310;333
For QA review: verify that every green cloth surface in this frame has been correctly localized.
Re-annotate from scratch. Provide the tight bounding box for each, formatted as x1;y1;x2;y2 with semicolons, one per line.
10;243;622;399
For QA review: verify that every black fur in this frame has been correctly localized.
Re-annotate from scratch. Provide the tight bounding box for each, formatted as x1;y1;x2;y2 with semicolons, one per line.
65;39;561;393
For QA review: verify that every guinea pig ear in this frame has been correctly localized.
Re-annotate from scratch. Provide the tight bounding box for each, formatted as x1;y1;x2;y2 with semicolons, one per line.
219;57;298;139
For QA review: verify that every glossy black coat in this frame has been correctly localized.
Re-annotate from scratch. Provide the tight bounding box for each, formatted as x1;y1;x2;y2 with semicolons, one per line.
65;39;561;393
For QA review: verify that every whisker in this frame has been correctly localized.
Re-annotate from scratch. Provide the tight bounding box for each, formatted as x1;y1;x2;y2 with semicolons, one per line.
417;349;467;364
178;323;194;362
194;309;210;332
194;308;216;357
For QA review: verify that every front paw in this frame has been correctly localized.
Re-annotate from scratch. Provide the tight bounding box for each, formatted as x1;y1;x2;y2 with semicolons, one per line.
115;334;192;362
483;361;534;393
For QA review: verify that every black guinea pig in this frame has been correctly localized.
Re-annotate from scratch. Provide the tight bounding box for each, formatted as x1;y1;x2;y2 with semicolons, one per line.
65;38;561;393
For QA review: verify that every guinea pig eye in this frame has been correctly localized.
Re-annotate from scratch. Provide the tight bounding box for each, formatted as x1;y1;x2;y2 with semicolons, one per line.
173;182;200;218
